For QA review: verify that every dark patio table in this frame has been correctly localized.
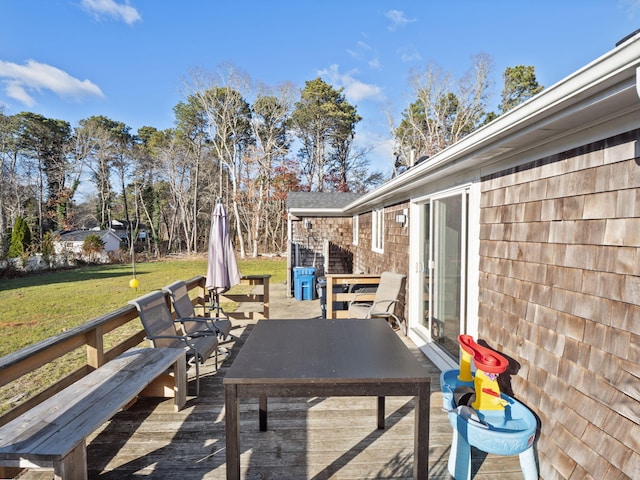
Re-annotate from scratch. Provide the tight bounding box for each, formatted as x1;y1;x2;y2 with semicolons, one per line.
224;318;431;479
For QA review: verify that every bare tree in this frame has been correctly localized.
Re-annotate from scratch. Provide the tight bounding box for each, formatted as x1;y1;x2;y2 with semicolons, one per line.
186;64;253;258
0;108;20;255
394;53;494;167
75;116;124;229
246;83;294;256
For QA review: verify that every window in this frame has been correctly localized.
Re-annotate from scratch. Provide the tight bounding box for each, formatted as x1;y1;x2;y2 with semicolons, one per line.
372;208;384;253
352;214;359;245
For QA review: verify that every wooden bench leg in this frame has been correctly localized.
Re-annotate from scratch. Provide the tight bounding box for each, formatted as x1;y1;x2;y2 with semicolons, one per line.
174;355;186;411
139;355;187;411
53;440;87;480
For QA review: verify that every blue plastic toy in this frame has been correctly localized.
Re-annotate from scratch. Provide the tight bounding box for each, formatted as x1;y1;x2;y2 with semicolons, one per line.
440;335;538;480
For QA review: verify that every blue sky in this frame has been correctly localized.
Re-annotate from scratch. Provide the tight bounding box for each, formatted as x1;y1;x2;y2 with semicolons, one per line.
1;0;639;173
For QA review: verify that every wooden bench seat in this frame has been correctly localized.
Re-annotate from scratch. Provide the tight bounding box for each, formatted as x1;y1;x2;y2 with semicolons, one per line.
233;302;263;313
227;302;265;321
0;348;186;480
224;285;264;302
225;286;267;320
248;285;264;296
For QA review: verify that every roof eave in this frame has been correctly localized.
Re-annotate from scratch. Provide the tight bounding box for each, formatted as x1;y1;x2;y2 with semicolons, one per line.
342;32;640;212
289;208;348;217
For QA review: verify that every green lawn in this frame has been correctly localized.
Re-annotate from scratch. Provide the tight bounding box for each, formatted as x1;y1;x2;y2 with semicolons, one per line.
0;256;286;357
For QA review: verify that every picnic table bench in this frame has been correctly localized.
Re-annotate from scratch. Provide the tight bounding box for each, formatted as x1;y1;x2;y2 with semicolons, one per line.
224;275;270;321
0;347;186;480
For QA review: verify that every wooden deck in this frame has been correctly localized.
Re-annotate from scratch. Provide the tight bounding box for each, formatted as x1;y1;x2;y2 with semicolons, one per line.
18;314;526;479
67;317;527;480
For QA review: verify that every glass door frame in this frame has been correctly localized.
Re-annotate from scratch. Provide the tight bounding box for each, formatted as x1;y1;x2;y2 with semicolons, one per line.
407;183;481;371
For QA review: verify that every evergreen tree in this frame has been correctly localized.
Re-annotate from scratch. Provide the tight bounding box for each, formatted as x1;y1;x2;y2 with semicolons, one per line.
291;78;362;192
499;65;544;113
82;234;104;254
8;216;32;258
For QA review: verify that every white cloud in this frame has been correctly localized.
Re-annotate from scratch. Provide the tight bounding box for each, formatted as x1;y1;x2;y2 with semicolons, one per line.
619;0;640;18
317;64;384;103
368;58;381;70
6;81;35;106
347;39;381;70
81;0;141;25
385;9;416;31
398;45;422;63
0;59;104;106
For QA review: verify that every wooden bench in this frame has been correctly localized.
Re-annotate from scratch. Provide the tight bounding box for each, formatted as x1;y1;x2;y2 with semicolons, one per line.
224;275;270;321
0;348;186;480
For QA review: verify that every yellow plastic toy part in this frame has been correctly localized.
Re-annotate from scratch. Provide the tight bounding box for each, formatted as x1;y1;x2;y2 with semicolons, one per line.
458;349;474;383
471;369;508;411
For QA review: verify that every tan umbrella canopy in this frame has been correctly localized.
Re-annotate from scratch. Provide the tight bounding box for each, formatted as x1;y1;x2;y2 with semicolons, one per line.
206;201;240;315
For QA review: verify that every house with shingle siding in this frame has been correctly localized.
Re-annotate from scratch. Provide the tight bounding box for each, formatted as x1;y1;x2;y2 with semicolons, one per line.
287;32;640;479
286;192;363;292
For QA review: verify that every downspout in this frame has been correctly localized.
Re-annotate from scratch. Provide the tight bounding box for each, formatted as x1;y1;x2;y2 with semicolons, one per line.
287;212;293;297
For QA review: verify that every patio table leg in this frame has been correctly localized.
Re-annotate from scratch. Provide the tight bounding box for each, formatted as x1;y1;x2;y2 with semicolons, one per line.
377;396;385;429
224;384;240;480
414;382;430;480
259;395;267;431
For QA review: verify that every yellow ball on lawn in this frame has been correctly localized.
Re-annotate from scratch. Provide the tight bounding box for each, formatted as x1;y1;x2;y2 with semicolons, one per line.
129;278;140;289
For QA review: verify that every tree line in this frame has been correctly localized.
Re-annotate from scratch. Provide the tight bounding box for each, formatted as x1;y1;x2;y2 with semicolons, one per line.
0;60;542;260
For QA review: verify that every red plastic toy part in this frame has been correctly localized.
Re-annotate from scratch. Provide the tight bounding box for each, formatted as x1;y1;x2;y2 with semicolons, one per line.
458;335;509;374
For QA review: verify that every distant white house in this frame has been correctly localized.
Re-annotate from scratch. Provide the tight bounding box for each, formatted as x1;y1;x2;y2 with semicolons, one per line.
54;230;122;255
107;220;147;243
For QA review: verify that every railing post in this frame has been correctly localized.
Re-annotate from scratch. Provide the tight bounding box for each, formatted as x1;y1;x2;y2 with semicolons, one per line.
86;325;104;370
263;275;269;319
326;276;335;319
197;277;207;310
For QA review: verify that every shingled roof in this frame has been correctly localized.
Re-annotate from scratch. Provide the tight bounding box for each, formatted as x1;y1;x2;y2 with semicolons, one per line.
58;230;118;242
286;192;362;212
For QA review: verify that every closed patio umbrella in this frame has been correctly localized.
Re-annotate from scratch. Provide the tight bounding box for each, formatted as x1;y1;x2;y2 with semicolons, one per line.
206;201;240;316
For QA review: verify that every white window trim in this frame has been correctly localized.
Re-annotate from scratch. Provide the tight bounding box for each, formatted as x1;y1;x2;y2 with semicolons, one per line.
372;208;384;253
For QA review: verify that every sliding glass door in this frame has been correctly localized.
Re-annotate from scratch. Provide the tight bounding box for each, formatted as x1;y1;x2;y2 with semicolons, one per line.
420;190;468;361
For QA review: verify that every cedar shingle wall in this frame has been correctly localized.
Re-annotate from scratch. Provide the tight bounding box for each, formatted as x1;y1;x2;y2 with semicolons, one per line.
293;204;411;320
352;204;410;322
479;130;640;479
290;216;354;275
353;205;410;276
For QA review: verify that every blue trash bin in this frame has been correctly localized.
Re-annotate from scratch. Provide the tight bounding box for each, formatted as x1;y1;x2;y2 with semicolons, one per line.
293;267;316;300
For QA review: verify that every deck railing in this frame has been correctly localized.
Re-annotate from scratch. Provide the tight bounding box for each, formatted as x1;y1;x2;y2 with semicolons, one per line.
324;274;381;319
0;274;270;428
223;274;270;321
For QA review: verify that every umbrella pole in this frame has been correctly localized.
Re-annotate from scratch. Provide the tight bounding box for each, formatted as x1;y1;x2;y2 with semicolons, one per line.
209;290;220;318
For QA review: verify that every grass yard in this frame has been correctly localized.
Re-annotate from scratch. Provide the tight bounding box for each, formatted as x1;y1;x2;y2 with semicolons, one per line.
0;255;286;357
